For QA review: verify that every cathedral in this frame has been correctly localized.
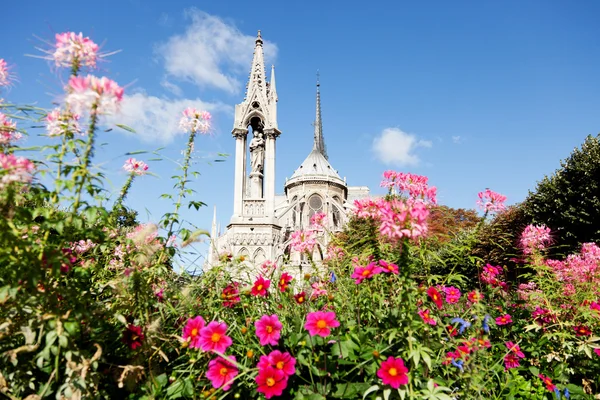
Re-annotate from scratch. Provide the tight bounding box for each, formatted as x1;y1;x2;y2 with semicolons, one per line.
207;31;370;271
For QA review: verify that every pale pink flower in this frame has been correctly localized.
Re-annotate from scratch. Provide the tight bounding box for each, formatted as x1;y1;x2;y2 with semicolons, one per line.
72;239;96;254
123;158;149;175
46;108;81;137
310;281;328;299
53;32;99;68
289;229;317;253
0;59;16;87
66;75;124;115
477;189;506;213
0;153;34;189
179;107;211;134
310;212;327;229
380;171;437;204
0;112;21;145
520;224;552;255
324;245;345;261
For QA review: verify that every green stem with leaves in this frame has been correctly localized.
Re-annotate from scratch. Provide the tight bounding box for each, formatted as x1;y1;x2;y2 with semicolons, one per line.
71;104;98;216
166;129;196;238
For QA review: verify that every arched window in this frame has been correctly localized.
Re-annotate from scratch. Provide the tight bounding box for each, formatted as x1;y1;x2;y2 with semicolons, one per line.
307;194;323;227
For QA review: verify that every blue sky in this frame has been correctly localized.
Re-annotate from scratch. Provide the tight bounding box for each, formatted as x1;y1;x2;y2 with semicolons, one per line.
3;1;600;268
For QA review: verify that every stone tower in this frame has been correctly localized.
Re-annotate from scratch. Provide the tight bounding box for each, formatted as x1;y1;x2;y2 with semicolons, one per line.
226;31;283;264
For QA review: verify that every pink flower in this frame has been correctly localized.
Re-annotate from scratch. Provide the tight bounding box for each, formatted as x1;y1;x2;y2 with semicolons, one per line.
418;309;436;325
251;276;270;297
443;286;461;304
504;353;521;370
222;283;240;308
467;290;483;303
591;301;600;314
380;171;437;204
495;314;513;326
182;316;205;349
123;158;149;175
377;356;409;389
481;264;503;286
574;325;592;336
46;108;81;137
310;281;328;299
594;348;600;357
255;314;283;346
179;107;211;134
538;374;557;392
427;287;444;309
71;239;95;254
278;273;293;292
0;112;21;145
310;212;327;229
199;321;233;353
304;311;340;337
257;350;296;377
477;189;506;213
53;32;99;68
256;366;288;399
206;356;238;391
122;324;144;350
505;341;525;358
289;229;317;253
0;153;34;189
66;75;124;115
351;261;383;284
0;59;16;87
520;224;553;255
378;259;399;274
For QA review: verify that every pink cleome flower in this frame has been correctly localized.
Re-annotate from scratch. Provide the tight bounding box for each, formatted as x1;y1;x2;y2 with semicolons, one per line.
351;261;383;284
377;356;409;389
179;107;211;134
257;350;296;377
304;311;340;338
477;189;507;213
123;158;149;175
380;171;437;204
0;153;35;189
206;356;238;391
46;108;81;137
520;224;553;255
199;321;233;353
418;309;436;325
53;32;99;68
254;314;283;346
0;112;21;145
66;75;124;116
310;211;327;229
0;59;16;87
289;229;317;253
256;365;288;399
251;276;270;297
182;316;205;349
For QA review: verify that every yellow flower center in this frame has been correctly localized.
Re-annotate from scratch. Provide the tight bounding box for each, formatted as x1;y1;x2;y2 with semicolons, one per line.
362;270;371;276
298;296;304;303
389;367;398;376
266;326;273;333
191;328;198;337
220;367;228;376
211;333;221;343
317;320;327;329
266;377;275;387
257;284;263;291
276;361;285;369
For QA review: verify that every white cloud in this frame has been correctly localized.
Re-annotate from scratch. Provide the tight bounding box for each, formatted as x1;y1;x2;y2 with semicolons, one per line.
111;92;231;144
452;135;463;144
372;127;432;166
155;8;278;93
160;79;183;96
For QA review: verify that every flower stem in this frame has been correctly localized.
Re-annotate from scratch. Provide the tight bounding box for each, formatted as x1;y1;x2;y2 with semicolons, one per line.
71;105;98;215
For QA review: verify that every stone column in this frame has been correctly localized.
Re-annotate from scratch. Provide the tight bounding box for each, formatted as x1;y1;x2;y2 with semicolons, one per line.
232;129;247;217
264;130;279;219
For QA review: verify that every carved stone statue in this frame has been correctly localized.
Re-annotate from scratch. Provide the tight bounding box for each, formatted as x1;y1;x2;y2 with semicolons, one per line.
249;132;265;173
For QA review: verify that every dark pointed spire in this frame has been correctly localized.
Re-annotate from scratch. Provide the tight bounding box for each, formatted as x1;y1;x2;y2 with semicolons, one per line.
313;71;328;159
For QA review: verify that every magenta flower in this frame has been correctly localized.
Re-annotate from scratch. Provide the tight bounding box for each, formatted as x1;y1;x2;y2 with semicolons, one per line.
574;325;592;336
179;107;211;134
256;365;288;399
278;273;293;292
199;321;233;353
304;311;340;337
418;309;436;325
257;350;296;377
206;356;238;391
443;286;461;304
351;261;383;284
477;189;506;213
427;287;444;309
520;224;553;254
467;290;483;303
495;314;513;326
251;276;270;297
255;314;283;346
594;349;600;357
379;259;399;274
505;341;525;358
53;32;99;68
504;353;521;370
377;356;409;389
222;283;240;308
182;316;205;349
123;158;149;175
122;324;144;350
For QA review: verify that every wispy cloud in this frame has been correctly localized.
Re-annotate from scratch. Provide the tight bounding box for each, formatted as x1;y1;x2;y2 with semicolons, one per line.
111;92;231;144
155;8;278;93
372;127;432;166
452;135;463;144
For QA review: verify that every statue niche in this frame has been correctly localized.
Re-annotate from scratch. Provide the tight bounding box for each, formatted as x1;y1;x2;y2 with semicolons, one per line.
248;116;265;199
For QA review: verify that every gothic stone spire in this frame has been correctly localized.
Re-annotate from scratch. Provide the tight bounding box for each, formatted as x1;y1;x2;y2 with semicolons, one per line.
313;72;328;159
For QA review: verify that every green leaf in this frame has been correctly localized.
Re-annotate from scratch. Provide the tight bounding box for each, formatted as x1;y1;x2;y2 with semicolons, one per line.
363;385;380;399
125;150;148;155
116;124;137;133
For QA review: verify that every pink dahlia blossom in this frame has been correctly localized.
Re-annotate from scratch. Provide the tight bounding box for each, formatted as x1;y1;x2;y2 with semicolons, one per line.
495;314;513;326
66;75;124;115
304;311;339;337
378;259;399;274
278;272;293;292
254;314;283;346
206;356;238;391
256;366;288;399
351;261;383;284
199;321;233;353
289;229;317;253
477;189;507;213
0;153;35;189
179;107;211;134
222;283;240;308
251;276;270;297
504;353;521;370
520;224;553;254
377;356;409;389
53;32;99;68
123;158;149;175
257;350;296;377
46;108;81;137
418;309;436;325
182;316;205;349
443;286;461;304
505;341;525;358
0;112;21;145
